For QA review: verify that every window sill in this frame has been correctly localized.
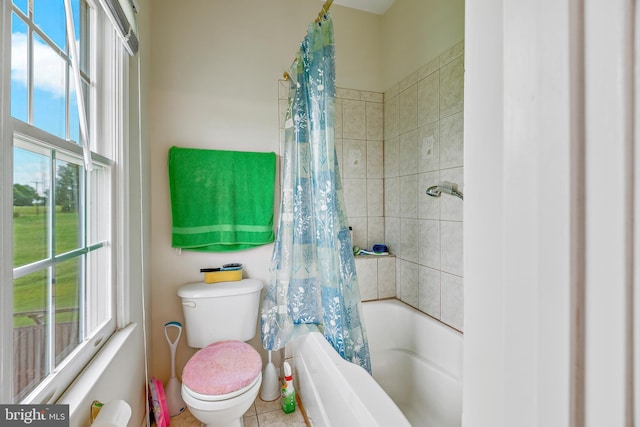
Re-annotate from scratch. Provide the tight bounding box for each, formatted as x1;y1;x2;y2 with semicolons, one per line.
56;322;138;422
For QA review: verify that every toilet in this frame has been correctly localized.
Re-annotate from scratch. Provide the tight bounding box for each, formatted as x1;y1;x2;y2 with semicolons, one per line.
178;279;263;427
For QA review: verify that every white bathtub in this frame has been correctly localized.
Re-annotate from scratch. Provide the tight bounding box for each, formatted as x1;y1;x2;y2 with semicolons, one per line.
290;299;462;427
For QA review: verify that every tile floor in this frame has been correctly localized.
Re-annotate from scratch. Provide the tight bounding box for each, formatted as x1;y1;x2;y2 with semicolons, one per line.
168;396;309;427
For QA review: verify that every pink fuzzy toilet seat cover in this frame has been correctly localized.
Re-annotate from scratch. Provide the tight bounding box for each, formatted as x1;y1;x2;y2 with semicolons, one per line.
182;340;262;396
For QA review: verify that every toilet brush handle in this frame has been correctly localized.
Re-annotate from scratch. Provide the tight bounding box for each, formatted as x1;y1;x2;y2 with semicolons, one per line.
164;321;182;378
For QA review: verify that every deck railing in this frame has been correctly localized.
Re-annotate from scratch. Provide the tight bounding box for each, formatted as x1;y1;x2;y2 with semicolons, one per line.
13;309;79;400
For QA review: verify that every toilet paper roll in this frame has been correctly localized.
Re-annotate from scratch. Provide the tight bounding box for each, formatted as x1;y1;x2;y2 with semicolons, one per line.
91;400;132;427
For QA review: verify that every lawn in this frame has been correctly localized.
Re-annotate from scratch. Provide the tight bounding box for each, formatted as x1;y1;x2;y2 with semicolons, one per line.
13;206;80;327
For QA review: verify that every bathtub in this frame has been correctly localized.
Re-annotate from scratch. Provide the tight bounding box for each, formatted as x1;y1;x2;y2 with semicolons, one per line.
290;299;462;427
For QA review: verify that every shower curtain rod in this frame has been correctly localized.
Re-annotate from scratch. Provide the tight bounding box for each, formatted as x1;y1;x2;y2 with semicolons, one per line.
282;0;334;81
316;0;333;22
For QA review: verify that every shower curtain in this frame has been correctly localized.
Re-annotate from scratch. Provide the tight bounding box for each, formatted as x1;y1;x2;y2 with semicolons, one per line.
260;12;371;373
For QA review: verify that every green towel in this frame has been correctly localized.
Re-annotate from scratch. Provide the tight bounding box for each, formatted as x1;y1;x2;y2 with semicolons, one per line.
168;147;276;252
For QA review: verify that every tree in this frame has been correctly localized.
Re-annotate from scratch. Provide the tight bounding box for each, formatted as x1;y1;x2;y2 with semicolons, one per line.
55;163;79;213
13;183;39;206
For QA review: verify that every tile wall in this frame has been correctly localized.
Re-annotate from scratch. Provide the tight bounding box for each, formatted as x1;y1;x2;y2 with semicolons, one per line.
334;88;385;251
355;255;396;301
279;82;394;302
277;39;464;331
334;89;399;303
384;40;464;331
278;82;385;251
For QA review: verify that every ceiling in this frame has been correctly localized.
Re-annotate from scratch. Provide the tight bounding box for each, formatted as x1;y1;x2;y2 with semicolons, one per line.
332;0;395;15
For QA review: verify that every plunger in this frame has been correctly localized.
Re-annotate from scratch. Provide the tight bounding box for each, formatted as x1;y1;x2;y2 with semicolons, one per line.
164;321;186;417
260;350;280;401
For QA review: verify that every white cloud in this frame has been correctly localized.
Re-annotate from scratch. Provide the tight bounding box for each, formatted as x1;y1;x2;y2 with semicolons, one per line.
11;31;73;98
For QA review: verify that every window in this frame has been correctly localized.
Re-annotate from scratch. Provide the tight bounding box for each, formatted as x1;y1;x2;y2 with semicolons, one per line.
3;0;124;403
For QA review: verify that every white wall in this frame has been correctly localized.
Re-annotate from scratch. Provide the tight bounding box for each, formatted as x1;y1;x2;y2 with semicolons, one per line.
381;0;465;91
462;0;504;423
149;0;383;382
460;0;624;424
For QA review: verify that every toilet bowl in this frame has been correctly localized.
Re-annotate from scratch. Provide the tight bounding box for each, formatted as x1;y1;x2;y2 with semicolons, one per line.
181;340;262;427
181;373;261;427
178;280;264;427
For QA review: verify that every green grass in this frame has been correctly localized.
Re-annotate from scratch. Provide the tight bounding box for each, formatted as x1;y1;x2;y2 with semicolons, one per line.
13;206;80;328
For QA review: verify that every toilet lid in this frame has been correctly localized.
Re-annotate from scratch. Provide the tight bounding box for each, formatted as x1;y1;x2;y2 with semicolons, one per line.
182;340;262;396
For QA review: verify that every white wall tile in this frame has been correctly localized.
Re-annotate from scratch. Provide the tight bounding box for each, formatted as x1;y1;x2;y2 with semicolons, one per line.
337;87;361;100
384;96;399;139
366;102;384;141
418;171;440;220
400;175;417;218
367;140;384;179
384;177;399;218
439;55;464;118
367;180;384;217
343;99;366;140
350;218;368;250
364;41;464;330
384;136;400;178
395;258;402;299
343;139;368;179
399;86;418;134
441;221;463;276
441;272;463;330
378;256;397;299
356;257;378;301
335;98;343;139
418;71;440;127
419;219;440;269
418;122;440;173
400;260;419;308
418;57;440;80
440;167;464;221
367;217;385;249
333;90;386;293
419;265;441;318
399;129;418;175
399;71;418;92
335;138;344;178
343;178;368;218
400;218;419;263
385;84;399;101
385;216;400;256
439;40;464;67
440;111;464;169
362;91;383;103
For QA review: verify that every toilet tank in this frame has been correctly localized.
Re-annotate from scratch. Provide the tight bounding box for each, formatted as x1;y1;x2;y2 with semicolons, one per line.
178;279;263;348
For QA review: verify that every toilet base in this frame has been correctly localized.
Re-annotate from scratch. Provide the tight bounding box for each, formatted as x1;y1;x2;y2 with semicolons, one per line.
188;407;245;427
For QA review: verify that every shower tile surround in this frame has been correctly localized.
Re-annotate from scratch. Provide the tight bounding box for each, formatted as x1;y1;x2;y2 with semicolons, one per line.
276;40;464;332
386;41;464;331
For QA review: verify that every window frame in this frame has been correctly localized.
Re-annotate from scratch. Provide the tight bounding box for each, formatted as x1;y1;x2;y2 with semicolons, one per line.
0;0;126;404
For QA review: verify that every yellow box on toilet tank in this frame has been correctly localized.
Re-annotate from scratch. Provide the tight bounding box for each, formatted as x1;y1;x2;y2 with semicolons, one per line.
204;269;242;283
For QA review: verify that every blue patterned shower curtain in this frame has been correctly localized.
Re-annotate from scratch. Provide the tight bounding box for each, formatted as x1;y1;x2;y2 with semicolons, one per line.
260;13;371;373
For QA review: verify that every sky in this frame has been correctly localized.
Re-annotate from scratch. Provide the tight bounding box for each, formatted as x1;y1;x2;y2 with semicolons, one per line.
11;0;83;192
